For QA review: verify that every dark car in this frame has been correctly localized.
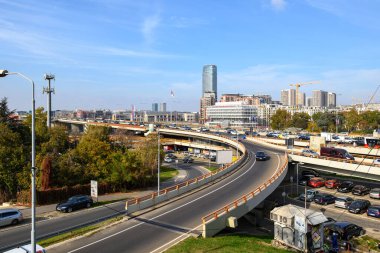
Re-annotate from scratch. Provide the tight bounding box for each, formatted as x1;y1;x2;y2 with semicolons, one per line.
56;195;93;213
298;175;315;186
183;157;194;163
337;181;355;193
367;205;380;218
255;151;269;161
314;193;336;205
298;135;310;140
266;132;275;137
352;185;371;196
328;222;365;240
348;199;371;214
301;169;319;177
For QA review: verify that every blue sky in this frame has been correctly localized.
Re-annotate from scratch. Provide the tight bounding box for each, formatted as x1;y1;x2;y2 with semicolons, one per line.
1;0;380;112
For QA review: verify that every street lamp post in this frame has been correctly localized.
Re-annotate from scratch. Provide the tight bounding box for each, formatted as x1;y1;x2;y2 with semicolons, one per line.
157;129;160;194
236;131;239;159
0;70;37;253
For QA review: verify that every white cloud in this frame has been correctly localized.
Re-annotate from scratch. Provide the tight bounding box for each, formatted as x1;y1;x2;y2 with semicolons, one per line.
142;14;161;45
270;0;287;11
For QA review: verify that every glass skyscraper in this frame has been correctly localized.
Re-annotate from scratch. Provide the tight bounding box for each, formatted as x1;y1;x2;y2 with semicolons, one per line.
202;65;217;100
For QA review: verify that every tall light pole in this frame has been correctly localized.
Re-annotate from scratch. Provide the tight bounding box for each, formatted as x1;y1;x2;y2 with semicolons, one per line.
0;69;37;253
157;129;160;194
43;74;55;128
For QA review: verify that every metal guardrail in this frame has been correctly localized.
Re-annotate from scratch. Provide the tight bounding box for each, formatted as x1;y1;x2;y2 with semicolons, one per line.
201;154;288;224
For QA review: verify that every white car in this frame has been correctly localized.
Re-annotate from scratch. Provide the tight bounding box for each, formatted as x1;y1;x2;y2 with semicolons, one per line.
164;157;174;163
374;158;380;165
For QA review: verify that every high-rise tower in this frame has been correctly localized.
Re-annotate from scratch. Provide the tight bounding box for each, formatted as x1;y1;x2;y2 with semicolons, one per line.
200;65;217;124
202;65;217;100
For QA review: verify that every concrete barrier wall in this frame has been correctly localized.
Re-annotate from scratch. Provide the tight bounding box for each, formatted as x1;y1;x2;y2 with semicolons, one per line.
125;132;247;214
290;154;380;180
202;155;288;237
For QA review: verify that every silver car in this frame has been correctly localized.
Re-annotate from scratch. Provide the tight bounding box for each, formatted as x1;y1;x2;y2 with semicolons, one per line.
301;149;319;158
0;208;23;227
335;197;354;209
370;188;380;199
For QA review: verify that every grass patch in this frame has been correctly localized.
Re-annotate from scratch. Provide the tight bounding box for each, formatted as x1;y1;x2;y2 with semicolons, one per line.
354;235;380;252
160;166;179;182
165;235;292;253
206;166;219;172
38;216;123;248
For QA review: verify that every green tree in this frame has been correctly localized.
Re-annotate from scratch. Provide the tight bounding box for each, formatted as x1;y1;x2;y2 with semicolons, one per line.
306;121;321;133
343;109;360;132
270;109;291;130
312;111;334;131
290;112;311;129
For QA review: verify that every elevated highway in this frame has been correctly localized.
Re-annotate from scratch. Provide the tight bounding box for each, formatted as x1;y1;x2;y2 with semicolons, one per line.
48;138;287;253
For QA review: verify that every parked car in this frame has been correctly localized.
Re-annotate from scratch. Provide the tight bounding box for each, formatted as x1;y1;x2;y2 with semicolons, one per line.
367;205;380;218
164;157;174;163
348;199;371;214
374;158;380;165
0;208;23;227
335;196;354;209
352;185;371;196
314;193;336;205
255;151;269;161
298;175;315;186
320;147;355;160
56;195;93;213
298;135;310;140
301;169;319;177
301;149;319;158
299;189;319;202
337;181;355;193
308;177;325;188
183;157;194;163
370;188;380;199
325;179;340;189
327;222;365;240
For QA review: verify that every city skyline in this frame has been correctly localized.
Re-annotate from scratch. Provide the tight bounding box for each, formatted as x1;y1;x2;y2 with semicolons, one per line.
1;0;380;112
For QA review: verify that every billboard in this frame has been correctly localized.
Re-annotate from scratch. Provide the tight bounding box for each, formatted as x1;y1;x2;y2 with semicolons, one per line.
216;150;233;164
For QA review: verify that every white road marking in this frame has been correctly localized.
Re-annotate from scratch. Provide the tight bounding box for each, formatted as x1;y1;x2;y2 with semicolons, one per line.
68;151;282;253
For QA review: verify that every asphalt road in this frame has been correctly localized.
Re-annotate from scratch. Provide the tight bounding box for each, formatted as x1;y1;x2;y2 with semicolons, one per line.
0;158;209;252
48;141;286;253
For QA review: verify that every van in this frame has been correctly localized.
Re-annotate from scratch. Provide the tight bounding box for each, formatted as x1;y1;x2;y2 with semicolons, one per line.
320;147;355;160
3;244;46;253
0;208;23;227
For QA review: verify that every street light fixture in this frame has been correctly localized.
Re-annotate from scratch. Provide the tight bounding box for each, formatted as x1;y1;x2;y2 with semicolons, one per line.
0;70;37;253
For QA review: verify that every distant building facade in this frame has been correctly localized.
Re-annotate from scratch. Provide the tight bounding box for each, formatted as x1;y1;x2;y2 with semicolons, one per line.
200;65;218;124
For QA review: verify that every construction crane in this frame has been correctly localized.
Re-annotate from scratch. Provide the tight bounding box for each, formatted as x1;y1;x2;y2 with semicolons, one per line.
289;81;320;106
365;84;380;109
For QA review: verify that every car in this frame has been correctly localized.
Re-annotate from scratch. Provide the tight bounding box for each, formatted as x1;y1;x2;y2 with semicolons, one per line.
325;179;340;189
266;132;275;137
301;169;319;177
370;188;380;199
164;157;174;163
0;208;23;227
166;153;177;159
210;155;216;162
335;196;354;209
367;205;380;218
299;189;319;202
314;193;336;205
298;135;310;140
298;175;315;186
337;181;355;193
320;147;355;160
352;185;371;196
374;159;380;165
308;177;325;188
56;195;93;213
348;199;371;214
183;157;194;163
301;149;319;158
255;151;269;161
327;222;365;240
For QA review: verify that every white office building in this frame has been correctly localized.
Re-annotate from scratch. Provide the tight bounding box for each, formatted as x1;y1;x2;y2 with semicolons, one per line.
206;101;258;128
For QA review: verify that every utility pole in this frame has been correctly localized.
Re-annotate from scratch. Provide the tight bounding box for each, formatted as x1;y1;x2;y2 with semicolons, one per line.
43;74;55;128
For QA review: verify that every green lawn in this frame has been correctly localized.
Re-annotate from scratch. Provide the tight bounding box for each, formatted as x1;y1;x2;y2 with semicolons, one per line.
165;235;292;253
206;166;219;172
160;166;179;182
